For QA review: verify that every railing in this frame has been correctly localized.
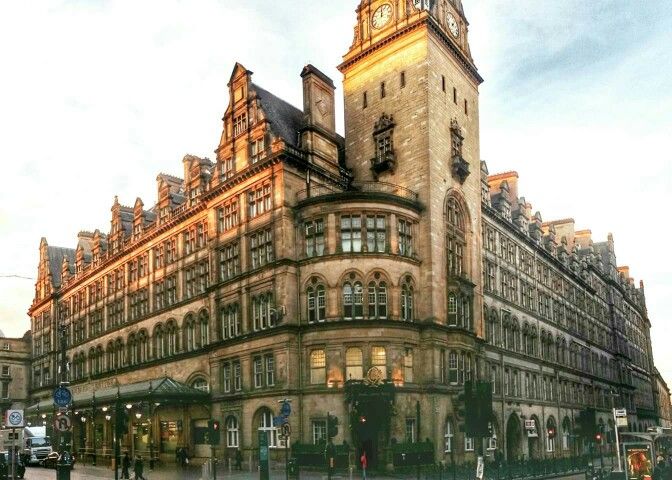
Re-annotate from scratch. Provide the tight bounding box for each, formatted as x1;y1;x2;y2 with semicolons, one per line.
296;181;419;203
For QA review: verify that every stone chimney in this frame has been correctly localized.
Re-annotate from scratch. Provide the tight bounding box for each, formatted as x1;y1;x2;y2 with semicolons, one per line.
301;64;336;134
487;171;519;200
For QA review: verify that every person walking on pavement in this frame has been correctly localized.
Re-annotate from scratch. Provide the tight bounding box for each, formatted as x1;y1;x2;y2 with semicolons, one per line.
121;452;131;479
134;455;146;480
235;448;243;470
360;450;368;480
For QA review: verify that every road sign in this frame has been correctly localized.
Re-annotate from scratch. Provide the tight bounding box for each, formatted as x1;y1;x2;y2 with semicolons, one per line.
55;415;72;432
280;400;291;417
53;386;72;407
5;410;24;428
273;415;284;427
614;409;627;417
281;423;291;438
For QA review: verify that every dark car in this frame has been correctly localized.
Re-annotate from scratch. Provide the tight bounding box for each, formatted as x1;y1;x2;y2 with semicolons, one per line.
39;451;76;469
0;450;26;479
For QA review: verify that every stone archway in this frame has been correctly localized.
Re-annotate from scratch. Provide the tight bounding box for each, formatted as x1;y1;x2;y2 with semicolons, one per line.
528;415;541;460
506;413;523;462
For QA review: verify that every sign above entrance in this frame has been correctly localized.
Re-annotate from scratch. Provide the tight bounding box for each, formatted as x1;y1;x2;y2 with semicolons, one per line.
364;367;384;386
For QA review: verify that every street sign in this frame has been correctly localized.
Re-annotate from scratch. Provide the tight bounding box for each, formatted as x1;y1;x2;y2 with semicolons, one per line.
614;409;627;417
53;386;72;407
5;410;24;428
273;415;285;427
280;400;291;417
281;423;291;438
55;415;72;432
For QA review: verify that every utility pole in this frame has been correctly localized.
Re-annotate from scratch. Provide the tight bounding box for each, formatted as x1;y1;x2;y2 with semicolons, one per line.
56;322;72;480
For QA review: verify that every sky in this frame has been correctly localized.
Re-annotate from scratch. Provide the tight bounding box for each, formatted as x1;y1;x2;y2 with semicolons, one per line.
0;1;670;382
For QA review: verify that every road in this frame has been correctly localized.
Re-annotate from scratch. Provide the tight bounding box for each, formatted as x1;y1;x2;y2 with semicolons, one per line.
21;465;589;480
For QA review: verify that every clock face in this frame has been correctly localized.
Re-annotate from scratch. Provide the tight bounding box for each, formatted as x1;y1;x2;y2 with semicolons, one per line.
372;4;393;29
447;13;460;38
412;0;429;10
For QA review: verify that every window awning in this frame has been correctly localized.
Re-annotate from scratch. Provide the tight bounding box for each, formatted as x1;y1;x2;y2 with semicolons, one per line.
26;376;209;414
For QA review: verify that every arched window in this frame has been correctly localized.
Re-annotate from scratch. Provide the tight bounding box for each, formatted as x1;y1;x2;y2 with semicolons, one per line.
166;321;178;355
138;330;149;363
310;349;326;384
220;304;241;340
154;324;165;360
401;281;414;322
345;347;363;380
343;282;363;320
115;338;124;367
191;377;209;392
307;285;326;323
226;416;239;448
562;417;570;451
367;281;387;319
444;419;454;453
88;347;96;375
107;342;115;371
371;346;387;379
199;310;210;347
258;408;282;448
252;293;274;331
185;315;197;352
512;319;520;352
445;197;465;277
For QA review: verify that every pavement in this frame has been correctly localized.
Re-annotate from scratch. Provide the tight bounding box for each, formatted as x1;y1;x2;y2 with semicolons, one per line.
20;464;590;480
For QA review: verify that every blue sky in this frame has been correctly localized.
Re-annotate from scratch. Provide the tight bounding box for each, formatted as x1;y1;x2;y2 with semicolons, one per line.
0;0;670;383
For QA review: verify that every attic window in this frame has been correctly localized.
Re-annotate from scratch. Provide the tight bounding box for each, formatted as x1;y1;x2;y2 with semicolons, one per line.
250;138;265;164
221;157;234;180
233;112;247;137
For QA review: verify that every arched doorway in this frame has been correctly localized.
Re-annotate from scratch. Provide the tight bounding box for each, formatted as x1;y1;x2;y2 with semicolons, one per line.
528;416;541;460
506;413;522;462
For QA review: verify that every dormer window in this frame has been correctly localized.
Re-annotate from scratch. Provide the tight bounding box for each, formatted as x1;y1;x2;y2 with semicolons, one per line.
221;157;234;180
450;118;470;183
250;138;265;164
189;187;200;207
233;112;247;137
370;113;395;179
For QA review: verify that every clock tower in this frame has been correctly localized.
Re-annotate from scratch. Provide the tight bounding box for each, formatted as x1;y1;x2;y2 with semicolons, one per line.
338;0;485;333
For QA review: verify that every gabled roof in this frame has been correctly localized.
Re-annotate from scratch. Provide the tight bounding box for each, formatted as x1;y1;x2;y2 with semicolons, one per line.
252;83;304;147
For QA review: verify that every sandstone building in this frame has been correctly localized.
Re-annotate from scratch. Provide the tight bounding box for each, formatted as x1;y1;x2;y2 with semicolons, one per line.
0;331;31;423
27;0;666;468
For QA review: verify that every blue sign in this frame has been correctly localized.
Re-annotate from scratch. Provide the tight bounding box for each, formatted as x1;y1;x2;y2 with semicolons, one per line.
53;386;72;407
280;400;291;417
273;416;284;427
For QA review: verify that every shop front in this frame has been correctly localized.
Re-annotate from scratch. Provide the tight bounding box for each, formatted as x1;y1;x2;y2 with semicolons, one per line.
26;376;210;466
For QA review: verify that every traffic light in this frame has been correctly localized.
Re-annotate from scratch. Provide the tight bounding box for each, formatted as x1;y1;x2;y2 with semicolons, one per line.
548;428;556;439
595;433;602;442
208;419;221;445
327;414;339;438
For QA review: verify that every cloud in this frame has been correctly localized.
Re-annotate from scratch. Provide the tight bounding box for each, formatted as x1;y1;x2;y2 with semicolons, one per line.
0;0;671;388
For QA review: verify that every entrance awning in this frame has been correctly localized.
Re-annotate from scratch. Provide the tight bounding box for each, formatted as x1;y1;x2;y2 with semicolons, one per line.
26;376;209;414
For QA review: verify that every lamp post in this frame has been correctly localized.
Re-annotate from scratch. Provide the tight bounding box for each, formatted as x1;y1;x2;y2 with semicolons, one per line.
56;322;73;480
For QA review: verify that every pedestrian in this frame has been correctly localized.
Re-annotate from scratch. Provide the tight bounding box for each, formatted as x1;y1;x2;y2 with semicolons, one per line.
235;448;243;470
121;452;130;479
360;450;368;480
134;455;146;480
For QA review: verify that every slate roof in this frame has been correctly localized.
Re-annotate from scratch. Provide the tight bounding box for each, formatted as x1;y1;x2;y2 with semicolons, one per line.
47;246;75;287
252;83;304;147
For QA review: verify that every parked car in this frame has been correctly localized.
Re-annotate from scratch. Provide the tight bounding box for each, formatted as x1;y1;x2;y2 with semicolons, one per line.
0;449;26;479
39;451;76;469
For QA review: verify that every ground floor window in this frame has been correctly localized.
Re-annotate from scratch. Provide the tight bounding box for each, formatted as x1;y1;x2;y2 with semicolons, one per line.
226;416;239;448
312;420;327;445
464;435;474;452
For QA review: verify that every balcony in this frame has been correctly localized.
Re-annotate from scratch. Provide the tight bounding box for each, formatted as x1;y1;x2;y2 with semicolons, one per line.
296;181;420;205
